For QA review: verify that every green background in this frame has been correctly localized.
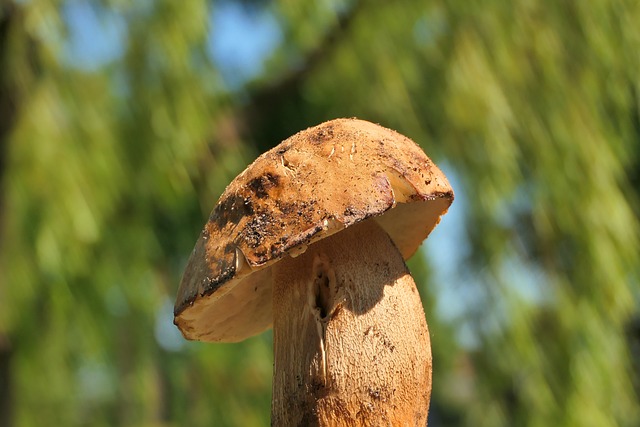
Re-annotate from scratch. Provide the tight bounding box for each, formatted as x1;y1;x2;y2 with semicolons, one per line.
0;0;638;425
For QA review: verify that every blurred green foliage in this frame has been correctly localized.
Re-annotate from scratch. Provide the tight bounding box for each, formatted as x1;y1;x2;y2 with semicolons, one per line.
0;0;638;426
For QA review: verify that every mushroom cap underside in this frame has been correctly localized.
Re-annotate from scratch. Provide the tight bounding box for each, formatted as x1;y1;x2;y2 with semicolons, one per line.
174;118;454;342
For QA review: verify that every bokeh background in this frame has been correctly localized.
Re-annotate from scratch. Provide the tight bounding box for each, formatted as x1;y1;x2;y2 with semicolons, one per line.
1;0;639;426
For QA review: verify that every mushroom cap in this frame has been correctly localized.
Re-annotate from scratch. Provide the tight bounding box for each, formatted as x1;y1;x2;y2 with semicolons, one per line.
174;118;454;342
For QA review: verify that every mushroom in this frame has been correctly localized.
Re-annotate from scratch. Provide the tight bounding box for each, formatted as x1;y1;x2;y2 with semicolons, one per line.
174;118;453;425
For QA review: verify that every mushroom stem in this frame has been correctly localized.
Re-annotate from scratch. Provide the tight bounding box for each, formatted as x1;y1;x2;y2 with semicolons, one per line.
272;219;432;426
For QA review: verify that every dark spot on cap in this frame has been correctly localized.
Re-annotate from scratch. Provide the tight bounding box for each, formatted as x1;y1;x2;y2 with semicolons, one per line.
309;124;335;144
247;173;281;199
276;200;295;215
211;194;254;229
223;242;236;254
276;144;290;155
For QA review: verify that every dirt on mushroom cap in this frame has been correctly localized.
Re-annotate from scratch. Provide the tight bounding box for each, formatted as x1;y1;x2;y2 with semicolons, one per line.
174;118;454;342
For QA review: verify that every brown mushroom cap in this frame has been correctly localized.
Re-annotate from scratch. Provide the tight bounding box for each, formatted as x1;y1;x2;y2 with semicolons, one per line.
174;118;454;342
